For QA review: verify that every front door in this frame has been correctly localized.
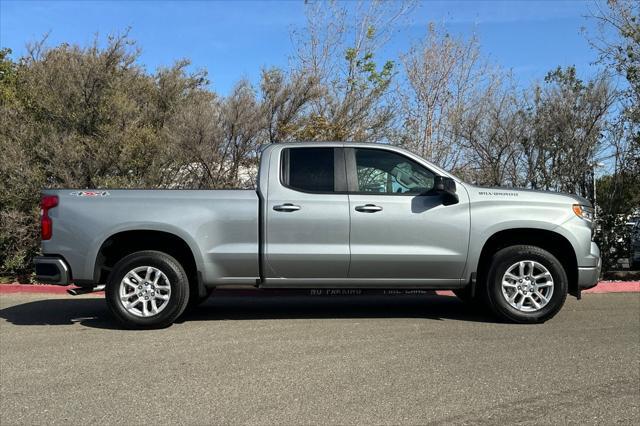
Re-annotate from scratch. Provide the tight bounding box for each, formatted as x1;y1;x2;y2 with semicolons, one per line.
264;146;350;282
346;147;470;285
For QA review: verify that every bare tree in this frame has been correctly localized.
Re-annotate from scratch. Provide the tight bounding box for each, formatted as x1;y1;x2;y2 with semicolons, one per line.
400;23;525;184
586;0;640;178
400;24;490;170
260;68;323;143
581;1;640;269
521;67;616;198
457;76;525;186
290;0;414;142
164;80;265;189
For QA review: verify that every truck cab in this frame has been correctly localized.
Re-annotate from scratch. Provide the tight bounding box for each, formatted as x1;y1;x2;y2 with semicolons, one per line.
260;143;469;288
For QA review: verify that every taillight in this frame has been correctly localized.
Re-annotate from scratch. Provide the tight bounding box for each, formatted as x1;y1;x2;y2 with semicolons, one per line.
40;195;58;240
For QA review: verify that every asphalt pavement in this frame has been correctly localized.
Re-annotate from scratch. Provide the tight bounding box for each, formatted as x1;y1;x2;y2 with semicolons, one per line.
1;292;639;425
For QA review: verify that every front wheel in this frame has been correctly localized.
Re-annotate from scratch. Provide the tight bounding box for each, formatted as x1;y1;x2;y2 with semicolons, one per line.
106;250;190;329
485;245;568;323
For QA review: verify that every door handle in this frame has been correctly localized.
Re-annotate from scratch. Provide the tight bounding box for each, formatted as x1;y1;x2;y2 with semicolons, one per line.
273;203;301;212
355;204;383;213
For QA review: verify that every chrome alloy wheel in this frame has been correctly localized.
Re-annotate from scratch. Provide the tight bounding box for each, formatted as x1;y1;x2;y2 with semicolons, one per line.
501;260;554;312
119;266;171;317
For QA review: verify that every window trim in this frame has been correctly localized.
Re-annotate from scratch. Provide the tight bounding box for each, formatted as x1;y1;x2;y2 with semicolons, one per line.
345;147;440;196
279;147;348;194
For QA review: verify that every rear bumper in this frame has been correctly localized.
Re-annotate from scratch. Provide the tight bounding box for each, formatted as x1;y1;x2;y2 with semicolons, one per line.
578;242;601;290
33;256;70;285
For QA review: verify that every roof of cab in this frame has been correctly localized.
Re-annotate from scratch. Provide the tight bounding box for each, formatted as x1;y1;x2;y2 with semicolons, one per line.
258;142;460;181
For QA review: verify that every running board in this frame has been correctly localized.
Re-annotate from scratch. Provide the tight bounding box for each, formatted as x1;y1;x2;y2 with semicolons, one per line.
67;285;105;296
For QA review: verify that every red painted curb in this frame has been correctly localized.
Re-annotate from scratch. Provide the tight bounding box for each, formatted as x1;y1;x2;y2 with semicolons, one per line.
0;284;89;295
0;281;638;296
582;281;640;294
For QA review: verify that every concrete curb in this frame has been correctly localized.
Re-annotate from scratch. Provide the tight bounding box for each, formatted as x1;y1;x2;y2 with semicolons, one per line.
0;281;638;296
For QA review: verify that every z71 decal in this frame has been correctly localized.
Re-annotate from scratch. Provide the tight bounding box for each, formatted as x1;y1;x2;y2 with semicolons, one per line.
70;191;110;197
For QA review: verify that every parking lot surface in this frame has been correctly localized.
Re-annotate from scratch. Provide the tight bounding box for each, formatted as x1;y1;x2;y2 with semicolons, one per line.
1;292;639;425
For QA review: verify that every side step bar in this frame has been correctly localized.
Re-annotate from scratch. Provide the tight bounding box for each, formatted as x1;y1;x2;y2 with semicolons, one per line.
67;285;105;296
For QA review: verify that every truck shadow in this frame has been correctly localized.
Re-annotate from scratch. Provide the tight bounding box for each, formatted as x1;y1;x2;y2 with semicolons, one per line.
0;294;499;329
180;294;498;324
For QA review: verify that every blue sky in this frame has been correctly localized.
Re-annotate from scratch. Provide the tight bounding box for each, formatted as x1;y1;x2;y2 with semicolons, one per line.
1;0;606;95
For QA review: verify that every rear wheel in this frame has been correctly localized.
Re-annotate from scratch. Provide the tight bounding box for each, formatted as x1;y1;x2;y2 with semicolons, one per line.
485;245;567;323
106;250;190;329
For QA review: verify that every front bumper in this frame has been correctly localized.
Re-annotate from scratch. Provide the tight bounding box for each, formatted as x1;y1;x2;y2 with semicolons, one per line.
33;256;70;285
578;242;601;290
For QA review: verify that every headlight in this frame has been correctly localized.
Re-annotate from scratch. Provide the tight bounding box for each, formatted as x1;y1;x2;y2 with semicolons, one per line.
573;204;594;222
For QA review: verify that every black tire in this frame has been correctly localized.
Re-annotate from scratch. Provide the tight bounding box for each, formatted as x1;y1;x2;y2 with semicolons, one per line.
485;245;568;324
106;250;190;329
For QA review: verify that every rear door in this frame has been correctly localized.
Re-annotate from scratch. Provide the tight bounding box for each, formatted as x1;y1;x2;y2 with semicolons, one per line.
346;147;470;285
264;146;350;282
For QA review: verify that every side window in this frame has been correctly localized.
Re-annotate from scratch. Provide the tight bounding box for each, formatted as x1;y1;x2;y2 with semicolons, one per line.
282;148;335;192
354;148;435;194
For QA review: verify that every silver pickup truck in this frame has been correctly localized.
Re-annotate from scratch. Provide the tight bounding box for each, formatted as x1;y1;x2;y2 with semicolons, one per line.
35;142;601;328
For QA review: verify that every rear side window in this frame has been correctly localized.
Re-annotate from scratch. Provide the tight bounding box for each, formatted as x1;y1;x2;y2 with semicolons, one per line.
281;148;335;192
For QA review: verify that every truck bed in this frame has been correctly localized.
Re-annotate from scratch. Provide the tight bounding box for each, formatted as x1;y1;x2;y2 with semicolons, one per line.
41;189;260;285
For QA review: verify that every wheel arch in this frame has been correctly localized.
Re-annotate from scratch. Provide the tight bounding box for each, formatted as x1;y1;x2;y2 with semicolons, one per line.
474;228;578;297
93;229;205;298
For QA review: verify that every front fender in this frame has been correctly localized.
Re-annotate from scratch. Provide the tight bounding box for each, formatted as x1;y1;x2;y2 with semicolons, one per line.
464;220;560;282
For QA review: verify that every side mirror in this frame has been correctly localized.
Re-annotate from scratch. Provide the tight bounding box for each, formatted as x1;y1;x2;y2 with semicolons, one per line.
433;176;459;205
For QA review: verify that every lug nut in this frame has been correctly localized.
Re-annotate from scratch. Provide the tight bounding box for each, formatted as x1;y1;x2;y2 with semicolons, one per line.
144;296;149;300
151;292;155;296
138;292;142;297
